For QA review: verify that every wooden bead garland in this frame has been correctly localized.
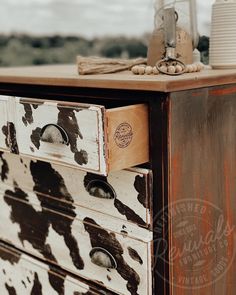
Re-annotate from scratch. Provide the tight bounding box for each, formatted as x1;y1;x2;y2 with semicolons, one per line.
131;63;204;75
131;64;159;75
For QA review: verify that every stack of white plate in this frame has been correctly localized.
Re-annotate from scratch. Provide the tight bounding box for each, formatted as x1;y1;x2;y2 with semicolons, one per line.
209;0;236;69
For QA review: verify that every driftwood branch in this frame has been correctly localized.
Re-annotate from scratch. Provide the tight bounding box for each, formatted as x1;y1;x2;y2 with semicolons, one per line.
77;55;147;75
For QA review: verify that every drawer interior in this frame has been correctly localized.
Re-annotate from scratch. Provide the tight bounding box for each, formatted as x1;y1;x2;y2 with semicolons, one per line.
106;104;149;172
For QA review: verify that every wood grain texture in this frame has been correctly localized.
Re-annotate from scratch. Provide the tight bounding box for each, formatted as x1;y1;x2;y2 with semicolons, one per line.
0;242;109;295
107;104;149;172
149;95;170;295
169;85;236;295
0;65;236;92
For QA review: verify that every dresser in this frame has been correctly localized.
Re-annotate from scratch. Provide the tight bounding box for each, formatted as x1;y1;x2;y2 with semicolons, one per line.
0;65;236;295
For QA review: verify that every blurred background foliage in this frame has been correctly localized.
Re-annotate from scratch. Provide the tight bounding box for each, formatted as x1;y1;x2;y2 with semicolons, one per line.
0;34;209;67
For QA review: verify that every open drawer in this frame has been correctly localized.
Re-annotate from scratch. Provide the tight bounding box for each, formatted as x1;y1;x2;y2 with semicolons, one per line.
15;97;149;175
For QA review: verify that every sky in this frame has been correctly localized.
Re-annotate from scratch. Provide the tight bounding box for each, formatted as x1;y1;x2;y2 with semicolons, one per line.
0;0;214;37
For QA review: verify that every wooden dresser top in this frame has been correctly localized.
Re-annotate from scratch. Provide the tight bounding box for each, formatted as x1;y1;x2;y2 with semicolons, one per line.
0;64;236;92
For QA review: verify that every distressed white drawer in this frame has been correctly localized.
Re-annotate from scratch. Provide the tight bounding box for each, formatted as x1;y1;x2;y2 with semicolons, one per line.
15;97;149;175
0;152;152;229
0;96;9;151
0;192;153;295
0;243;110;295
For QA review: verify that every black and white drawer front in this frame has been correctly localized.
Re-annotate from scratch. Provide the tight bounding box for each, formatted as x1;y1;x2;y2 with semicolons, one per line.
14;97;149;175
0;152;152;230
0;242;112;295
0;191;153;295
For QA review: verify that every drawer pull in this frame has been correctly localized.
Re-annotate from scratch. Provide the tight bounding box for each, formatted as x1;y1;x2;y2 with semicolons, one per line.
40;124;69;145
89;247;117;269
86;180;116;199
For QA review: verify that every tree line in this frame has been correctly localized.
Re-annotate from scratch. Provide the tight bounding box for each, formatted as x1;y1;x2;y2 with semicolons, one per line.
0;34;209;67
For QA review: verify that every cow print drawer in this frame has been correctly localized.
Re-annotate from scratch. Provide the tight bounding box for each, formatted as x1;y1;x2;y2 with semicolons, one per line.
0;242;113;295
0;151;152;229
0;96;10;151
0;191;153;295
14;97;149;175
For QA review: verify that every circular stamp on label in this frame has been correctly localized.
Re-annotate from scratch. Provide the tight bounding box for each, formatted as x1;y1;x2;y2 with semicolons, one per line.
153;199;236;290
114;122;133;148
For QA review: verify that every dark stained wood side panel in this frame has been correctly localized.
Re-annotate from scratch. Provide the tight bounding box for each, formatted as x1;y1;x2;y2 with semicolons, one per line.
169;85;236;295
149;94;170;295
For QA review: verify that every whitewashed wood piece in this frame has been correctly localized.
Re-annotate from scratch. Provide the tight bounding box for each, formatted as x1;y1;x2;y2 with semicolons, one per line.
0;243;105;295
0;96;9;151
15;97;107;174
0;190;153;295
0;151;152;229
